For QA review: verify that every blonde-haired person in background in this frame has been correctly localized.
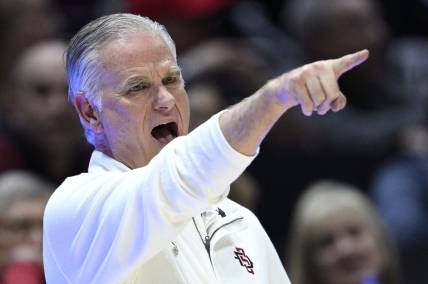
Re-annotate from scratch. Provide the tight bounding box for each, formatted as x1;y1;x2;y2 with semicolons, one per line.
287;180;401;284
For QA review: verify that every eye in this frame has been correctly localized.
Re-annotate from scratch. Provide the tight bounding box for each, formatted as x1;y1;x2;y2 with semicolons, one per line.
317;234;335;249
33;83;51;98
162;76;178;85
129;82;150;92
347;225;363;238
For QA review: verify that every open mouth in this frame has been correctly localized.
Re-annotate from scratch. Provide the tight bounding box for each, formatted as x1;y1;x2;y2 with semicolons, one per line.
151;122;178;145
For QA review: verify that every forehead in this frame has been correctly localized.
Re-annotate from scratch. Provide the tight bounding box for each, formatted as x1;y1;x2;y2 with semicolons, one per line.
16;44;67;84
325;0;376;17
98;32;177;75
4;197;47;220
309;207;372;238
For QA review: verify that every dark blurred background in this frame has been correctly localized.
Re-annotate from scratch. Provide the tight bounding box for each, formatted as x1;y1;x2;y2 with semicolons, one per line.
0;0;427;283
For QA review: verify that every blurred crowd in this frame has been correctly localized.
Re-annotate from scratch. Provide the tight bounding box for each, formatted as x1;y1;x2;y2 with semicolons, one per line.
0;0;427;283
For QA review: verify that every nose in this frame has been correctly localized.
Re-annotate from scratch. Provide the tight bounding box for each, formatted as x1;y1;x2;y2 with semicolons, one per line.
29;225;43;246
152;86;175;113
46;90;69;116
334;235;356;257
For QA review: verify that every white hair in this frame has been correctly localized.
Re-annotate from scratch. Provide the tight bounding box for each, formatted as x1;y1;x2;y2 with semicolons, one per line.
0;171;53;214
66;13;177;146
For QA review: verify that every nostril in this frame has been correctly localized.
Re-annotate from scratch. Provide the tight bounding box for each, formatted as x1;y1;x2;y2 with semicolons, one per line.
153;89;175;110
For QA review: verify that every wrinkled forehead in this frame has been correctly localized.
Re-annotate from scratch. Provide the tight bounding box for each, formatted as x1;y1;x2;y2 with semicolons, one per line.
98;32;177;73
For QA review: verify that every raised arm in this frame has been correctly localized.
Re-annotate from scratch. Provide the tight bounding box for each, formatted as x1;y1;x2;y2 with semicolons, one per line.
219;49;369;155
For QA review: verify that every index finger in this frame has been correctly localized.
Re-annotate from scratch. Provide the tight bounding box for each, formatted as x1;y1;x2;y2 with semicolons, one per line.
332;49;369;78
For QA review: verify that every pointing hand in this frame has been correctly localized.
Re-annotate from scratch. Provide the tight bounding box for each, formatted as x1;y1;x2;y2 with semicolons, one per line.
265;49;369;116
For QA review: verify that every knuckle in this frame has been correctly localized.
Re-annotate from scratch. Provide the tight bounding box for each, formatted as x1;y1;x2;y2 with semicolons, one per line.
301;64;310;72
326;89;340;102
342;59;352;70
300;65;312;77
332;90;341;100
300;66;311;76
314;96;325;106
340;96;347;107
288;84;298;97
290;74;303;86
312;61;326;72
333;96;346;110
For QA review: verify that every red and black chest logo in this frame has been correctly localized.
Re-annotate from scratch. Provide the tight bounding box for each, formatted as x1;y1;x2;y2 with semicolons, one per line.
233;247;254;274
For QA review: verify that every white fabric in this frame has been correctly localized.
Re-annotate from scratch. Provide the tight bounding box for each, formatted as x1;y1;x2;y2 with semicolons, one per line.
43;113;290;284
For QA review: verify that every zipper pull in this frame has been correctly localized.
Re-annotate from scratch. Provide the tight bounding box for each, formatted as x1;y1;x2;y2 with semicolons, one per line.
171;242;179;256
217;207;226;217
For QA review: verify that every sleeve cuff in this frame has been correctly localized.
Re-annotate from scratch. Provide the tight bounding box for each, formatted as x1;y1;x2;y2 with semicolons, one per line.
211;109;260;161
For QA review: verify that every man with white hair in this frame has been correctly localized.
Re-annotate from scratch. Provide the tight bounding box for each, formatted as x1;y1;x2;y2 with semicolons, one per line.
43;13;369;283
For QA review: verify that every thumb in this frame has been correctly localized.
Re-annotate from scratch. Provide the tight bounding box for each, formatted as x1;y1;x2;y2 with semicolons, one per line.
332;49;370;78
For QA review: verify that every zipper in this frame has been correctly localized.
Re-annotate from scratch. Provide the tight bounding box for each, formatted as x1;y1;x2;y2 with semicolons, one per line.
192;216;244;268
204;235;211;254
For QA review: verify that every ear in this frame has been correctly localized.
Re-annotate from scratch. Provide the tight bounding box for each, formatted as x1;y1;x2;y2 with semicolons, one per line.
74;92;103;133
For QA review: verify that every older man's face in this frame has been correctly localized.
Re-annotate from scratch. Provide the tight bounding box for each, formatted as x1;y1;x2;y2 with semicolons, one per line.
95;32;190;168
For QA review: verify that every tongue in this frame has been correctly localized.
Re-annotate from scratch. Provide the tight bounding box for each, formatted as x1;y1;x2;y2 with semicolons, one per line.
155;127;175;144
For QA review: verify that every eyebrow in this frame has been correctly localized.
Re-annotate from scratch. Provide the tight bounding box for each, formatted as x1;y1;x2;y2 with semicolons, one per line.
165;68;182;78
117;75;150;93
117;67;183;93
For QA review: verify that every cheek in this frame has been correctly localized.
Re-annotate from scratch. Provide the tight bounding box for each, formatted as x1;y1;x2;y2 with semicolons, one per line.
102;102;143;138
314;247;336;269
108;95;145;120
17;95;44;121
103;110;127;132
354;231;378;255
359;234;384;268
176;90;190;131
311;248;340;284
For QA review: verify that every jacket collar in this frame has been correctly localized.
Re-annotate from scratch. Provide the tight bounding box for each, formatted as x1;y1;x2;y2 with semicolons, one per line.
204;199;247;236
88;150;131;173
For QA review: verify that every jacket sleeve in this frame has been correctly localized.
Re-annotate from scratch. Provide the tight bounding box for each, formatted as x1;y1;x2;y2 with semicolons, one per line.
43;112;257;284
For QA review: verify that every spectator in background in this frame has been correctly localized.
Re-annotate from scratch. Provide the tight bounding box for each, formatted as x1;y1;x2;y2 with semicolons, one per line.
125;0;237;54
187;72;227;131
183;37;268;123
184;46;264;213
180;37;270;102
371;147;428;284
370;38;428;283
0;171;53;284
188;80;261;212
279;0;426;163
229;173;260;214
384;37;428;105
0;0;64;96
2;40;91;184
251;0;428;251
287;180;401;284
